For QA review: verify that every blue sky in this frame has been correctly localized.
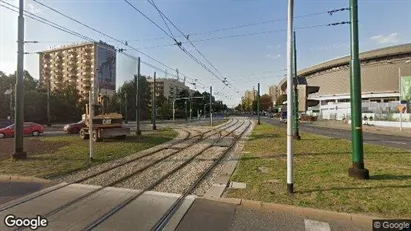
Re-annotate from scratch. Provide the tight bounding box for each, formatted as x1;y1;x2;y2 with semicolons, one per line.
1;0;410;107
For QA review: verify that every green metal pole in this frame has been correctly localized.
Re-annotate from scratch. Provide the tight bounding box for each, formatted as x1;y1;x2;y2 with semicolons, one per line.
152;72;157;130
293;31;301;140
348;0;369;179
13;0;26;160
135;57;141;135
257;83;261;125
185;101;188;121
124;92;128;124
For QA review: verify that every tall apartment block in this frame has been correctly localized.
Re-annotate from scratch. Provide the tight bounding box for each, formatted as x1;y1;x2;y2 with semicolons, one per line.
39;41;116;100
147;77;189;100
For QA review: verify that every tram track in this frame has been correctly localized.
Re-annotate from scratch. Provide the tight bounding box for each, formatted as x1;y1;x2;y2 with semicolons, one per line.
0;119;237;213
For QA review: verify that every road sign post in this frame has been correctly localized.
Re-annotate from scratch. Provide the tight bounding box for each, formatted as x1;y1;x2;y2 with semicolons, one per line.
257;83;261;125
152;72;157;130
348;0;369;180
135;57;141;136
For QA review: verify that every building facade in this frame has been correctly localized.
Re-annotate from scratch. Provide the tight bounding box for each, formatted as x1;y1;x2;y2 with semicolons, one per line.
146;77;189;99
39;41;116;100
268;85;282;106
278;43;411;120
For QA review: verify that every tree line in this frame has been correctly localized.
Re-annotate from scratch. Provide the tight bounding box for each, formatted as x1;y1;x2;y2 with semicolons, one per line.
0;70;228;124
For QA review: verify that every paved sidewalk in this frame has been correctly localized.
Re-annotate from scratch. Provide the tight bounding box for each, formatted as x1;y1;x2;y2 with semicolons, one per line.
305;120;411;138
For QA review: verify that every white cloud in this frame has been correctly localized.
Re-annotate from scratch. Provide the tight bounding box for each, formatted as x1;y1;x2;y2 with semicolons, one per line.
27;3;42;14
370;33;400;44
266;54;281;59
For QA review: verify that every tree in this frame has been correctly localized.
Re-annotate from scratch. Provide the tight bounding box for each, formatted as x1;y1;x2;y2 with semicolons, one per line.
276;94;287;106
261;94;273;111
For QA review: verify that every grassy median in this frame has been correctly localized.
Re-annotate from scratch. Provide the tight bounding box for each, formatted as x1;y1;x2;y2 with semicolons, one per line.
227;122;411;218
0;128;177;179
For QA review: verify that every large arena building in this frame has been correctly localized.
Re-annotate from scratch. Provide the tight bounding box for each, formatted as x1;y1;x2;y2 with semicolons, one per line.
279;43;411;120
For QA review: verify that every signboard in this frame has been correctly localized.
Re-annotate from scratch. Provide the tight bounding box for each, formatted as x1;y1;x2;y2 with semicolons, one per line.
96;45;116;91
400;76;411;101
397;105;406;113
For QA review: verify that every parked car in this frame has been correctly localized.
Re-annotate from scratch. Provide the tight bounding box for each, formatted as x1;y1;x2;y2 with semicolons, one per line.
0;119;14;129
0;122;44;138
63;120;86;134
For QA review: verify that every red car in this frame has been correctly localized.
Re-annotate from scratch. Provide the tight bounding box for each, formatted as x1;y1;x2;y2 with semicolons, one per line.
63;120;86;134
0;122;44;139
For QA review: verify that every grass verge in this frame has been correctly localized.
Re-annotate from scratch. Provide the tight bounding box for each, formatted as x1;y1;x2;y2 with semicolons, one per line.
0;128;177;179
227;122;411;218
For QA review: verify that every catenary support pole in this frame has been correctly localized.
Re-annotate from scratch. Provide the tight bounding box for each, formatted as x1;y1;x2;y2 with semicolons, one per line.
257;83;261;125
124;92;128;124
135;57;141;135
210;86;213;126
189;93;193;122
172;100;175;123
348;0;369;179
286;0;294;194
12;0;26;160
293;31;301;140
153;72;157;130
89;91;94;161
47;79;51;127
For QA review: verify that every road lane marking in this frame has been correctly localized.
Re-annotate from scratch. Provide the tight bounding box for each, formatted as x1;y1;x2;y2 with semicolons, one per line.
384;141;407;145
304;219;331;231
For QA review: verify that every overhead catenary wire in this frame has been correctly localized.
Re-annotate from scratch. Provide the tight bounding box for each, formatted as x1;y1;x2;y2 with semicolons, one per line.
30;0;203;86
0;1;213;94
124;7;349;42
146;0;241;95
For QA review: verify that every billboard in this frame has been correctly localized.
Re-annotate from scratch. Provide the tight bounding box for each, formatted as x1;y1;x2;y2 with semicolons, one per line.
96;44;116;91
400;76;411;101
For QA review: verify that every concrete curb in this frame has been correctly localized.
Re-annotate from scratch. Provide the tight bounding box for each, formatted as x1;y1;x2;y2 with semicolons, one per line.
206;197;381;227
204;119;257;198
0;175;51;184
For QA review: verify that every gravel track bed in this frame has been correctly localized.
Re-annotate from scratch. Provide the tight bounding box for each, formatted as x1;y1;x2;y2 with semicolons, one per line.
194;119;254;196
151;120;248;195
51;128;190;184
79;120;234;187
114;133;221;190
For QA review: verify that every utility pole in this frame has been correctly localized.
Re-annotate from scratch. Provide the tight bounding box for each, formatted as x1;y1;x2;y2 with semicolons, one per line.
172;100;175;123
286;0;294;194
152;72;157;130
135;57;141;135
47;79;51;127
124;91;128;124
293;31;301;140
185;101;188;121
348;0;369;179
12;0;26;160
257;83;261;125
89;91;94;161
189;93;193;122
9;84;13;120
210;86;213;126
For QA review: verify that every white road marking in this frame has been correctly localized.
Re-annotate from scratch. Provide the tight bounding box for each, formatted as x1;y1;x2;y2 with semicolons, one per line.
384;141;407;145
304;219;331;231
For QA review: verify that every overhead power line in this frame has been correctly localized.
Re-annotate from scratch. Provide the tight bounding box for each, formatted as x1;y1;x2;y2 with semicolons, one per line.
146;0;241;95
0;1;205;91
125;7;349;42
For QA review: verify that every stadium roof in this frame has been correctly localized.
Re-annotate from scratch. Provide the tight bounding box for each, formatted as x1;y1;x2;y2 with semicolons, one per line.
298;43;411;77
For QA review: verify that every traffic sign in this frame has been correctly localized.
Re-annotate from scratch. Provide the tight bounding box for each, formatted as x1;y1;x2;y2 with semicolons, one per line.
398;105;406;113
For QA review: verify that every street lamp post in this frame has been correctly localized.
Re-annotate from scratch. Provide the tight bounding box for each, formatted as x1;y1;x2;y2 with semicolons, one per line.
348;0;369;179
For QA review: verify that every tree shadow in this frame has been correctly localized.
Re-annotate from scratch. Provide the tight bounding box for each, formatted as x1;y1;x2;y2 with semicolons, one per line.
297;185;411;194
371;174;411;181
249;133;281;141
238;151;408;161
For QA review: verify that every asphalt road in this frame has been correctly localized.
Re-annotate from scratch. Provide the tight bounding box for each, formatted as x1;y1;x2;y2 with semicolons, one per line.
260;117;411;151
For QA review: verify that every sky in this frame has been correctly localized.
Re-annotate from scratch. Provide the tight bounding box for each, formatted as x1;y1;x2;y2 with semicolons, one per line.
1;0;411;107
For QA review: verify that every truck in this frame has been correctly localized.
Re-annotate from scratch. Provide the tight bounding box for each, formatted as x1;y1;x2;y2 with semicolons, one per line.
79;93;130;142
